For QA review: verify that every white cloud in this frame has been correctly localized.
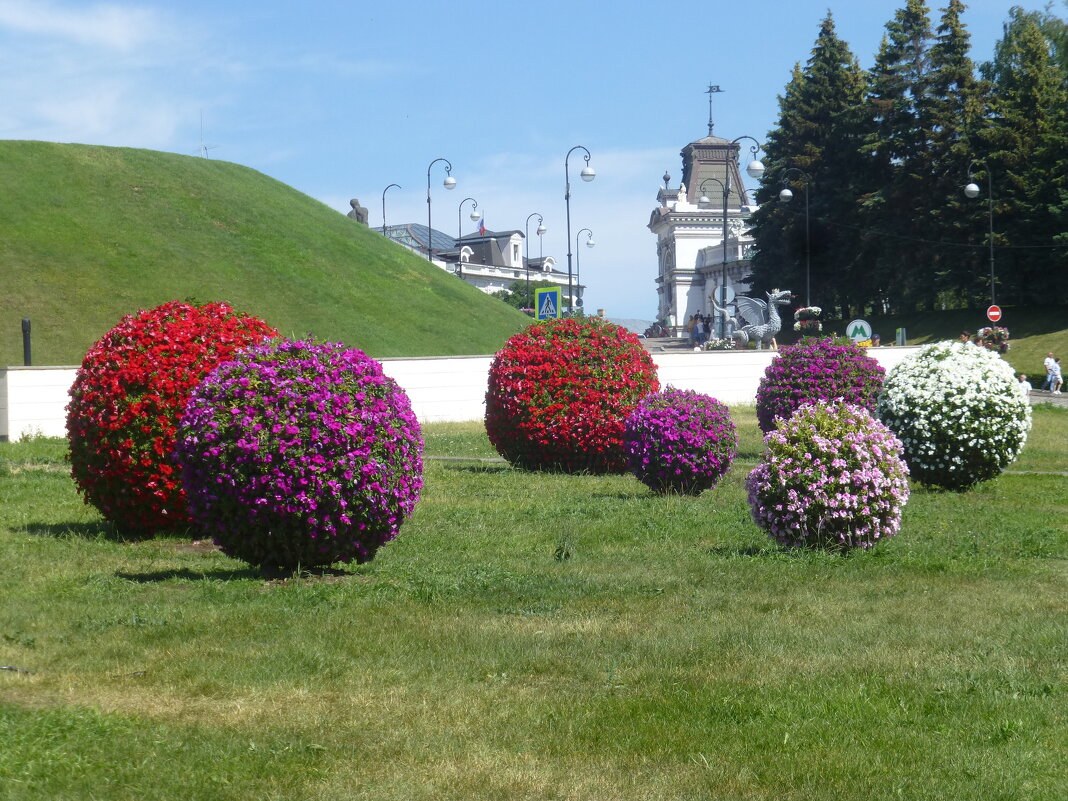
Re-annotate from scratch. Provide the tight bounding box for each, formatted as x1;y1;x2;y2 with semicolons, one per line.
0;0;164;51
0;1;210;148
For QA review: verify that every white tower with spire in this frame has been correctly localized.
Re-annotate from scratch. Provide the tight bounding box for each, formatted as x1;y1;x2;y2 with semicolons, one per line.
648;86;759;333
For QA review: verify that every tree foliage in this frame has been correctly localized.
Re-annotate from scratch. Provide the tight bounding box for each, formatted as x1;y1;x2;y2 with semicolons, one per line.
492;279;558;311
748;2;1068;315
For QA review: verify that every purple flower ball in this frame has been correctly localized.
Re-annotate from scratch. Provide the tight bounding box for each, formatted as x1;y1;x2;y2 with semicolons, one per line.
755;337;885;433
624;387;737;495
176;338;423;570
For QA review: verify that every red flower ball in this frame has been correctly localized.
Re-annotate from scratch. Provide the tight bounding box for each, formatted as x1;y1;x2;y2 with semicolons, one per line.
485;317;659;473
66;300;277;534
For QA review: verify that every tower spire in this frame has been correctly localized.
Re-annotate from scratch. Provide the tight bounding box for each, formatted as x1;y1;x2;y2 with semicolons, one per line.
705;84;724;136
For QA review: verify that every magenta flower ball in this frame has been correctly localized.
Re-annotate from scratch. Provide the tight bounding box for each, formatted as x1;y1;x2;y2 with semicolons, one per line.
176;338;423;571
755;337;884;433
624;388;737;495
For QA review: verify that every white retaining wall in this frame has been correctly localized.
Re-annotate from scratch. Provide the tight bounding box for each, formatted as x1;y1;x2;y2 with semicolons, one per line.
0;347;922;441
0;366;80;441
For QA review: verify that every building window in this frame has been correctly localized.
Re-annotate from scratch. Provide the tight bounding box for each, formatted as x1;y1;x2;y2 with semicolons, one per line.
512;243;520;265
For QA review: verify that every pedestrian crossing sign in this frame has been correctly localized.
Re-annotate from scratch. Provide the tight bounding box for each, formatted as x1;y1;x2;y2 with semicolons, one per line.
535;287;562;320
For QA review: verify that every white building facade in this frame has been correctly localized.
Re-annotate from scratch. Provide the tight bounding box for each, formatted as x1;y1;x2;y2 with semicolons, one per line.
377;223;580;306
648;129;759;336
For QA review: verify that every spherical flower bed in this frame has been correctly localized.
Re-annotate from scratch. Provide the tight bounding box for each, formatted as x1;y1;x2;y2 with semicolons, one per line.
624;388;737;495
485;317;659;473
66;300;277;534
746;401;910;549
793;306;823;334
176;338;423;570
876;340;1031;490
974;326;1011;354
755;337;885;433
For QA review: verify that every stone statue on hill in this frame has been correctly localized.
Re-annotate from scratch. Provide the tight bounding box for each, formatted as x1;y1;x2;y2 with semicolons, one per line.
348;199;369;225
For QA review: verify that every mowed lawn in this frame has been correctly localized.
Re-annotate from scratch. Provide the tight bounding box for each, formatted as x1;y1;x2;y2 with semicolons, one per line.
1;405;1065;801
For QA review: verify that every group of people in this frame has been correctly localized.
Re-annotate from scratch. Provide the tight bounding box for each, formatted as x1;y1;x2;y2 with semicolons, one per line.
1042;352;1063;394
686;313;715;347
1023;353;1064;393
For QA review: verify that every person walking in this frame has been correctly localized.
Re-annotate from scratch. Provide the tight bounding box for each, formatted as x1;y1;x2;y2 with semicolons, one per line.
692;315;706;349
1052;358;1063;394
1042;352;1056;391
1018;374;1033;393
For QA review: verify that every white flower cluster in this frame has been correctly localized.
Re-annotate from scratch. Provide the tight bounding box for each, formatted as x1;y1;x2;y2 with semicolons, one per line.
876;341;1032;489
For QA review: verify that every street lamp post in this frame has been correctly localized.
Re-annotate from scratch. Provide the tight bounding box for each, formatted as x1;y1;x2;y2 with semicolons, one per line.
458;197;480;241
698;136;765;338
565;145;595;315
575;228;594;310
426;157;456;261
524;212;546;308
778;167;812;307
699;177;730;338
381;183;401;237
457;198;480;280
964;160;996;306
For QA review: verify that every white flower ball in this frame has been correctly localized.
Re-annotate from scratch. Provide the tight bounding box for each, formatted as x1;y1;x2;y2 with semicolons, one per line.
877;341;1031;489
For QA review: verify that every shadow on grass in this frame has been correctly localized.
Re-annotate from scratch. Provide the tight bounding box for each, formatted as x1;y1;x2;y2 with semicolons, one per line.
20;521;121;540
706;544;781;558
704;542;851;559
115;564;356;583
444;464;513;474
115;567;262;583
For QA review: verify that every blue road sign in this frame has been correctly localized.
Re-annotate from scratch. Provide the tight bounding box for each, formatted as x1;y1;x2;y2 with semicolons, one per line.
535;287;562;320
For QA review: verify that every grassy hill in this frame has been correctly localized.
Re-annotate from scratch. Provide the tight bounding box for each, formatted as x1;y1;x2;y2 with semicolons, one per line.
0;141;529;366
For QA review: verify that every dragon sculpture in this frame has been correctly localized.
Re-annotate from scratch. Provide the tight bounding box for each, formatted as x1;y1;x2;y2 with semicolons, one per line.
710;288;794;350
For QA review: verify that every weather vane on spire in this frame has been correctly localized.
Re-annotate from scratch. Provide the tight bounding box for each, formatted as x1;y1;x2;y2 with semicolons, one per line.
705;84;724;136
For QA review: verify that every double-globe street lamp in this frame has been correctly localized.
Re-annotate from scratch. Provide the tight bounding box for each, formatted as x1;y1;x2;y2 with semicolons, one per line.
381;183;401;238
964;160;996;306
564;145;596;314
698;136;765;337
575;228;595;309
426;157;456;261
778;167;812;307
524;212;547;308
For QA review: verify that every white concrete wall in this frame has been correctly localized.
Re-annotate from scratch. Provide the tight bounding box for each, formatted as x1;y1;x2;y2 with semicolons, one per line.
0;366;79;440
379;356;494;424
0;348;922;441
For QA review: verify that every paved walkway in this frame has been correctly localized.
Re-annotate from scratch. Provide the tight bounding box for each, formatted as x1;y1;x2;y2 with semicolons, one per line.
1029;389;1068;408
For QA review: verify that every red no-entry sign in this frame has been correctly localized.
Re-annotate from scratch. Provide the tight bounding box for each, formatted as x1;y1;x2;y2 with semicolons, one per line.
987;305;1002;322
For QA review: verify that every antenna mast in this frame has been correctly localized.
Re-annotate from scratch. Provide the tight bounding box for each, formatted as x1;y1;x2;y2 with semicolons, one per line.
705;84;724;136
198;110;217;158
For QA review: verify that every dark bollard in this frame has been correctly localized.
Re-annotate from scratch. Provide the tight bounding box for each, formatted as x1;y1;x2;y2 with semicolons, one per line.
21;318;31;366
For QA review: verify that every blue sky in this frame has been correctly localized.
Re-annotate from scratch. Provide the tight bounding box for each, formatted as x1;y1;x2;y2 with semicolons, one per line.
0;0;1058;320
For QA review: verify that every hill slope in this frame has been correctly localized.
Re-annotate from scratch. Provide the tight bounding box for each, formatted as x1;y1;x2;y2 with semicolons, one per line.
0;141;528;365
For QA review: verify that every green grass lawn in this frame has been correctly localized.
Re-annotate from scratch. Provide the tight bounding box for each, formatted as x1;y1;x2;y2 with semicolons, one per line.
1;406;1065;800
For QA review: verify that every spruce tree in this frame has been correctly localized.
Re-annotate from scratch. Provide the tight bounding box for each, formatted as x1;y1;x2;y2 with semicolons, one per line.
748;13;866;317
859;0;936;313
920;0;989;307
980;8;1068;303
